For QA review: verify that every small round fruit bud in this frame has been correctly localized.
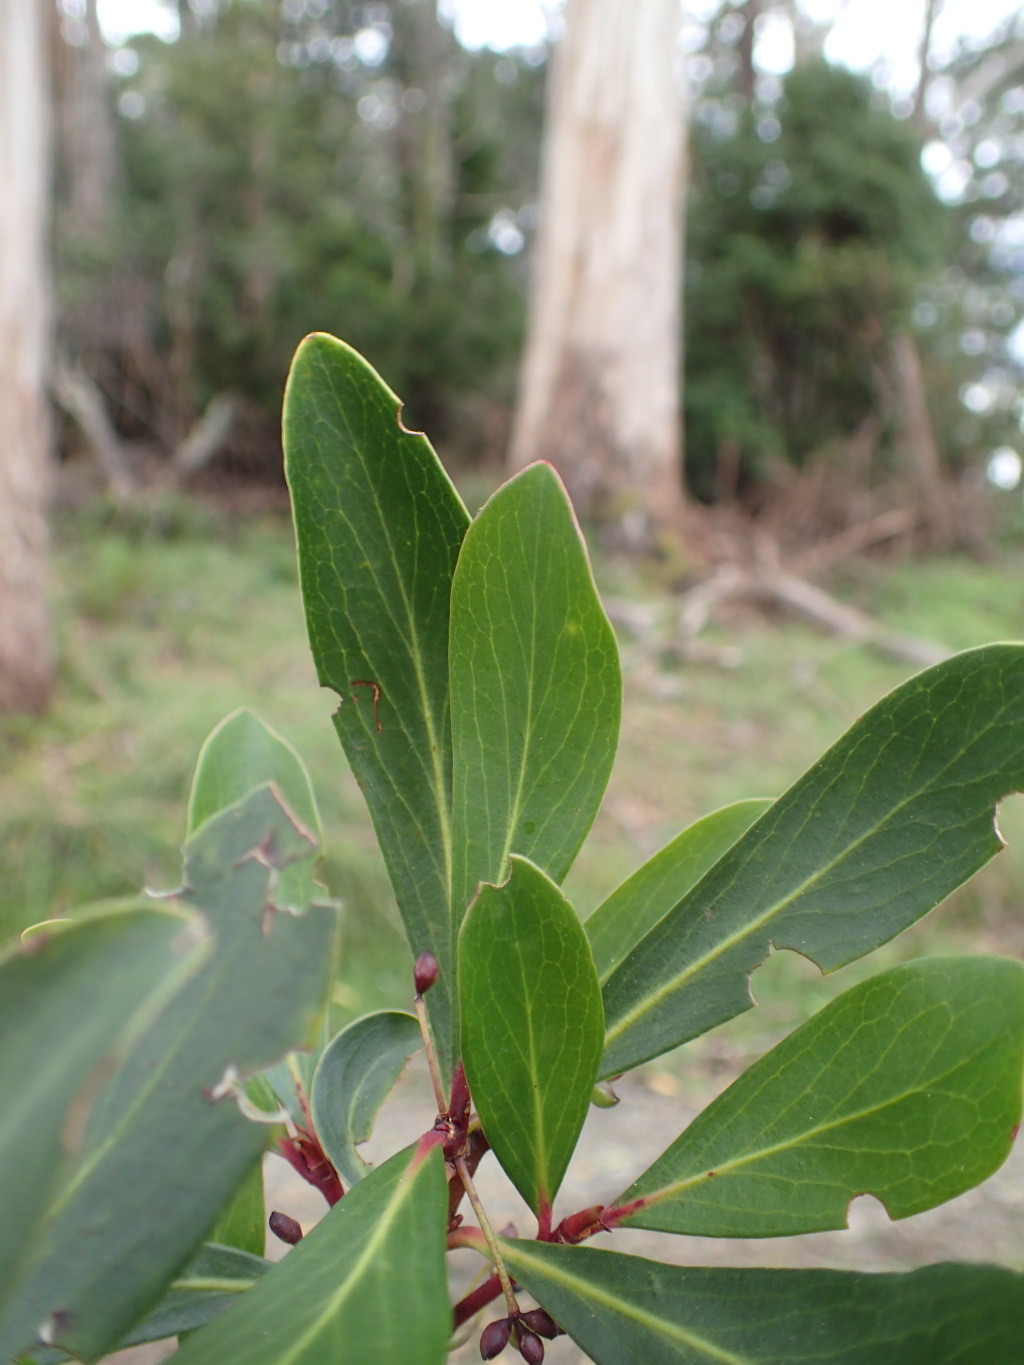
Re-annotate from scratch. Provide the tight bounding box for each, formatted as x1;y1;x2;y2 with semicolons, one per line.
520;1309;560;1339
268;1210;303;1245
414;951;439;995
516;1324;545;1364
480;1316;512;1359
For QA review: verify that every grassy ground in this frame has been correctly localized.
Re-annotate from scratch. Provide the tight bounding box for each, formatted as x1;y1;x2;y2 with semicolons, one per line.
3;494;1024;1056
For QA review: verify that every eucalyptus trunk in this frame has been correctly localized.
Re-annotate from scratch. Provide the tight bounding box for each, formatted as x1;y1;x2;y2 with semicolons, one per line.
0;0;53;712
509;0;687;540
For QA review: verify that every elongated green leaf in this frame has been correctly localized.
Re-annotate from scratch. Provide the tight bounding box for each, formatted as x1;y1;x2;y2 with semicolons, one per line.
285;334;470;1069
450;461;621;930
602;643;1024;1075
173;1146;449;1365
0;785;338;1363
500;1240;1024;1364
459;856;604;1220
587;799;772;983
614;956;1024;1236
210;1158;266;1258
24;1245;271;1363
0;904;206;1322
310;1011;421;1189
117;1243;269;1348
188;708;322;913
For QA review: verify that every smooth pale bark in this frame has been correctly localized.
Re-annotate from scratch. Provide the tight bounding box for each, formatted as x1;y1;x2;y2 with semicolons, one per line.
893;330;952;546
0;0;53;712
510;0;687;536
54;0;116;241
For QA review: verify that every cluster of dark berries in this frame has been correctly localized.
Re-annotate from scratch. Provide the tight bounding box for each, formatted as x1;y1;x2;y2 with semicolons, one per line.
480;1309;562;1361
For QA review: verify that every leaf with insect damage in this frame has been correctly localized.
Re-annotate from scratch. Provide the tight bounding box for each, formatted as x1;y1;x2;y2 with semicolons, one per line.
0;784;337;1363
602;644;1024;1076
285;334;470;1071
0;902;207;1328
613;956;1024;1237
187;707;322;913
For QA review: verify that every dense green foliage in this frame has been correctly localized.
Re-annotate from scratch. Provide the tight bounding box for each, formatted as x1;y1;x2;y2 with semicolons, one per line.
3;339;1023;1363
685;61;948;498
55;4;1024;503
60;0;542;468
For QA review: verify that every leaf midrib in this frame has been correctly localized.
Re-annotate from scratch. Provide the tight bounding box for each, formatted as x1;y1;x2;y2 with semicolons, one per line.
515;921;548;1208
170;1276;256;1294
317;372;456;919
43;889;260;1218
603;701;994;1049
631;1008;979;1212
504;1247;750;1365
274;1160;422;1365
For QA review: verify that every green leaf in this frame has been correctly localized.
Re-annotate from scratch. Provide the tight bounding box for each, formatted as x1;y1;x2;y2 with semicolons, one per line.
0;904;207;1323
261;1052;318;1129
310;1011;422;1189
449;462;621;927
458;856;604;1221
210;1158;266;1258
500;1239;1024;1364
117;1243;270;1348
21;1245;272;1364
187;708;322;913
284;334;470;1068
615;956;1024;1237
173;1146;450;1365
586;799;771;983
601;643;1024;1075
0;785;338;1363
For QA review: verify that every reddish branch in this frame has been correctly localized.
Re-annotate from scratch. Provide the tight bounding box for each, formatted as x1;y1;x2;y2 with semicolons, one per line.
277;1128;344;1206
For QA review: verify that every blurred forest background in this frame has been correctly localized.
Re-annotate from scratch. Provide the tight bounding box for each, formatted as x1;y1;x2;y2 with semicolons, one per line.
42;0;1024;519
5;0;1024;1040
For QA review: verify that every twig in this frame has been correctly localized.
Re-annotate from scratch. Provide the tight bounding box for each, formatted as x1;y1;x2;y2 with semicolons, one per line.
454;1155;519;1319
413;992;448;1113
170;393;235;478
52;358;137;499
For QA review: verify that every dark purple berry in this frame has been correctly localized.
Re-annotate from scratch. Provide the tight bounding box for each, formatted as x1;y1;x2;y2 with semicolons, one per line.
516;1324;545;1364
268;1210;303;1245
414;951;439;995
520;1309;560;1339
480;1316;512;1359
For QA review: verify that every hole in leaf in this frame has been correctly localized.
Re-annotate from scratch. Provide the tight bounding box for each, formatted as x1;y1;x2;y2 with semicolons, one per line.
746;945;829;1035
993;791;1024;850
845;1192;890;1234
957;792;1024;949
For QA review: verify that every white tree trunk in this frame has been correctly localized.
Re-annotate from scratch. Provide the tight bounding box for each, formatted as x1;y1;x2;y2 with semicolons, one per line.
0;0;53;712
509;0;687;537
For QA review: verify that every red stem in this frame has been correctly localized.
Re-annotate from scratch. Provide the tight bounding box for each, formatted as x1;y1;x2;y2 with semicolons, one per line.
277;1131;344;1207
452;1272;507;1329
